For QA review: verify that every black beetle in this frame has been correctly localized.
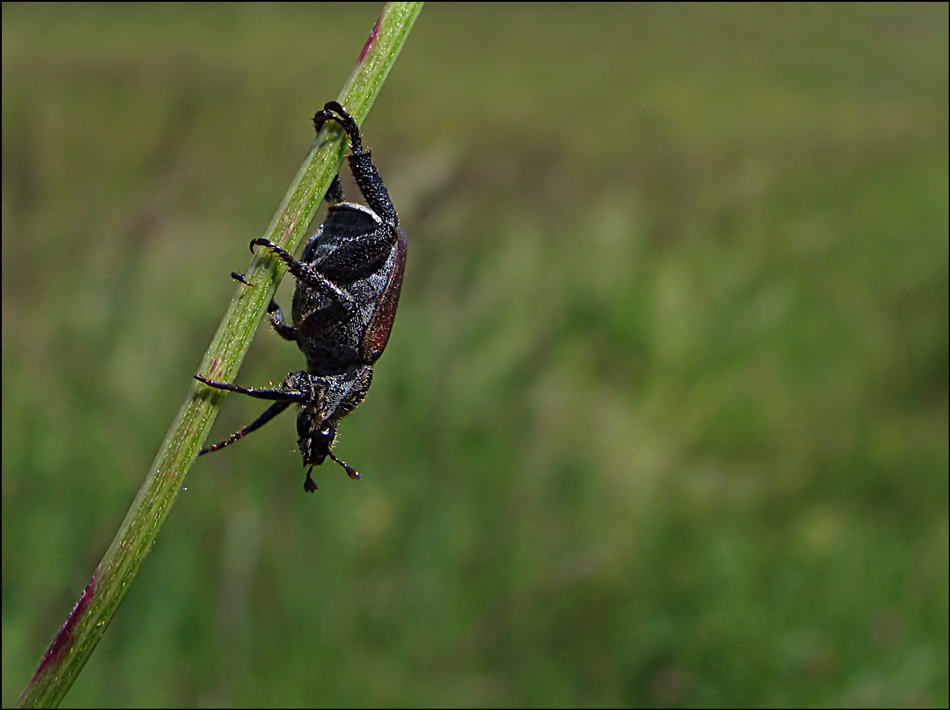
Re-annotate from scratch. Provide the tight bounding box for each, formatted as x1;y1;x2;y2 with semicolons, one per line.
195;101;407;492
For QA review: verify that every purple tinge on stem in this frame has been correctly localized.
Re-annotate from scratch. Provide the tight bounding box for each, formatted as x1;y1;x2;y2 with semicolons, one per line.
33;576;98;679
359;16;382;64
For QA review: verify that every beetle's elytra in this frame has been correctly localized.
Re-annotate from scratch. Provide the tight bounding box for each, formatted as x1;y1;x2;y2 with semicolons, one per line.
196;101;407;492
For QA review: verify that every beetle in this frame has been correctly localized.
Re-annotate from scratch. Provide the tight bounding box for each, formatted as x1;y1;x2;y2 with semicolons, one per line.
195;101;407;492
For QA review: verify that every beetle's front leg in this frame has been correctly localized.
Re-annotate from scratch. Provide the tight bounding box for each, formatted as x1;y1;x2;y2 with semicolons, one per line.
194;374;308;402
200;400;292;455
249;238;356;312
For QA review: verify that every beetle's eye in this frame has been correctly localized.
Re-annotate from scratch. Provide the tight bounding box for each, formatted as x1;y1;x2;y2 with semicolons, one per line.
317;426;336;447
297;410;315;439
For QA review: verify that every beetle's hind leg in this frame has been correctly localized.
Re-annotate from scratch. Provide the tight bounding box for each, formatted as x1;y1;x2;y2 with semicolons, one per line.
325;175;344;205
313;101;399;228
312;108;345;205
315;102;365;152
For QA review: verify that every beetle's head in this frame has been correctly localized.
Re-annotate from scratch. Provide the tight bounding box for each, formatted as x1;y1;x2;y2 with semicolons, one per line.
296;408;359;492
296;408;334;465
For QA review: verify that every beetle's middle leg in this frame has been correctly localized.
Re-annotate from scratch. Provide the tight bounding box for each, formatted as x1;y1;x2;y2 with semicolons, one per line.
249;237;357;312
266;300;297;341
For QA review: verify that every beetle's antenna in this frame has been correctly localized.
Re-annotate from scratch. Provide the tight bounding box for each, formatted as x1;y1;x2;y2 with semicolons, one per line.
304;467;319;493
329;452;360;480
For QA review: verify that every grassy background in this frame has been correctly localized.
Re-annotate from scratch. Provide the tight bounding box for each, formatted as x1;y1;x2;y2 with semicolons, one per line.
2;3;947;707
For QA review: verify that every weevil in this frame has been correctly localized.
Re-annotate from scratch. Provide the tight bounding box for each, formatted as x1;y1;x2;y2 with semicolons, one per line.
195;101;407;492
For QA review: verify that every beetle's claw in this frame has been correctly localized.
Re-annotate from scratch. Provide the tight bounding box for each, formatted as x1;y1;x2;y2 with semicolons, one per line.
231;271;254;287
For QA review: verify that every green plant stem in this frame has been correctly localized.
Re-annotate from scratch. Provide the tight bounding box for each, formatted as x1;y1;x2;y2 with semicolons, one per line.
15;3;424;708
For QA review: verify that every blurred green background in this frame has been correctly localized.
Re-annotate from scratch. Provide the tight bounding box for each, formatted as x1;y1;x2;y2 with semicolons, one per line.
2;3;947;707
